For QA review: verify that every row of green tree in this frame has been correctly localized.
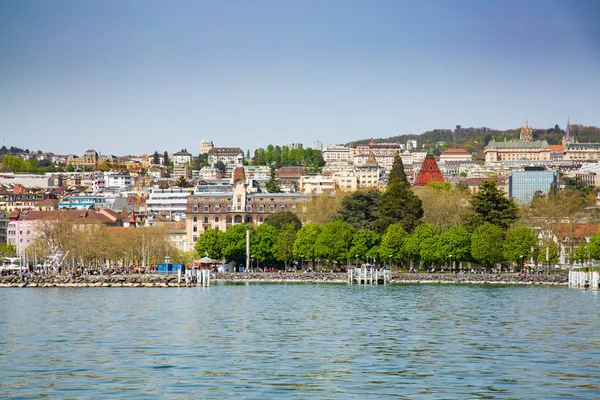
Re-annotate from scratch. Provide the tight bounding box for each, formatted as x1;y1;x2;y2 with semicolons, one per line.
1;155;62;174
251;145;324;170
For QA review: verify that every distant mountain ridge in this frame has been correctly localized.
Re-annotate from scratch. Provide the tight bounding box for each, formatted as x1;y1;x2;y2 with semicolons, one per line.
349;124;600;154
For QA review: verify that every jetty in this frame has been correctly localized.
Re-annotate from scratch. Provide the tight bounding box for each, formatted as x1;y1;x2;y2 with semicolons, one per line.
568;269;599;290
348;266;391;285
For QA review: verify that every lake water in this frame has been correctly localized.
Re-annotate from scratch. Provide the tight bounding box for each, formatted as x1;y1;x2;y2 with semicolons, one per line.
0;284;599;399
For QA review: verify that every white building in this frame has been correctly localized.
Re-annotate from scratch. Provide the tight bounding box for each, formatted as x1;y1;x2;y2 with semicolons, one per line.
299;175;336;194
406;140;418;150
439;149;472;164
104;172;132;189
323;145;352;164
207;147;244;167
312;141;323;151
146;187;195;216
172;151;193;167
287;143;303;150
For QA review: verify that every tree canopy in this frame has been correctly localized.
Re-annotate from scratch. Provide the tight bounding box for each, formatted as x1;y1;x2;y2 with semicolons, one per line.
337;189;381;230
465;180;518;230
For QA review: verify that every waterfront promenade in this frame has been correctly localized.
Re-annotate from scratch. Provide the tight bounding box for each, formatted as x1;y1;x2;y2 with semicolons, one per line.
0;272;567;287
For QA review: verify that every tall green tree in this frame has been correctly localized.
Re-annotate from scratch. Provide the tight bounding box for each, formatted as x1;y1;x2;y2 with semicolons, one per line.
465;180;518;230
219;224;251;265
250;223;278;265
439;225;472;268
264;211;302;232
503;225;538;267
274;223;298;269
337;189;381;230
175;176;190;188
314;220;355;265
471;223;505;268
585;233;600;262
152;151;160;165
348;229;381;262
265;166;282;193
379;223;408;266
194;228;223;260
374;153;423;233
293;222;323;266
404;224;439;268
162;151;170;167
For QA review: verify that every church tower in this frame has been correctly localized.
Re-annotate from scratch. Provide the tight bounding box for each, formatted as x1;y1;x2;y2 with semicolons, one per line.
414;153;444;186
520;122;533;142
562;118;574;146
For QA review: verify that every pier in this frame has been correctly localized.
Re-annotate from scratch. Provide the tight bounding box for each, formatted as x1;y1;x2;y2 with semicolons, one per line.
348;267;391;285
568;270;599;290
178;269;212;287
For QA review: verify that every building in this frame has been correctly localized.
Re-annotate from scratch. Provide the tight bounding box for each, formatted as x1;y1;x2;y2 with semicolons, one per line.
413;154;444;186
569;163;600;187
406;140;417;150
299;175;336;194
312;141;323;151
104;172;132;189
287;143;303;150
67;149;99;169
323;145;352;164
509;168;557;203
563;143;600;162
0;210;8;244
185;167;308;250
207;147;244;167
173;165;192;180
146;187;195;216
172;151;193;167
458;177;509;196
484;123;551;164
439;149;472;164
352;142;403;172
199;140;214;155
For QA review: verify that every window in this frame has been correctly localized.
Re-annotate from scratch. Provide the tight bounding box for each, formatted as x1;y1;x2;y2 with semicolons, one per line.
215;217;220;222
258;205;264;212
192;206;198;212
280;205;285;211
203;217;209;223
246;205;252;212
193;226;197;232
259;216;264;222
269;205;275;212
214;205;220;212
193;235;198;242
204;205;209;212
226;205;232;212
193;216;197;222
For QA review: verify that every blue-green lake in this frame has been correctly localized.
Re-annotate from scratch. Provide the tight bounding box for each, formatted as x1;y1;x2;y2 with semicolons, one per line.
1;284;598;399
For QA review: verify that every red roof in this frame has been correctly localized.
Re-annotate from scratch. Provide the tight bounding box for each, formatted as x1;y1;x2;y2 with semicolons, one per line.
441;148;470;155
414;155;444;186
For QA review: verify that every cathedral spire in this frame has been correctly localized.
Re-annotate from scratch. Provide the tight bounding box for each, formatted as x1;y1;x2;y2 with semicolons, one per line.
563;117;574;146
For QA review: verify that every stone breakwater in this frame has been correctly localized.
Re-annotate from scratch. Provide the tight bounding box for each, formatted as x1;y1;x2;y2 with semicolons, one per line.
0;272;567;287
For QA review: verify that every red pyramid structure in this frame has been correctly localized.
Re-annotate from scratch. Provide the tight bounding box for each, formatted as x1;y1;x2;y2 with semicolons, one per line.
414;155;444;186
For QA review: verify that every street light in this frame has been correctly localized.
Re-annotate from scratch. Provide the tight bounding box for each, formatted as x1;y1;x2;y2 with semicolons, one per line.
449;254;453;273
355;255;359;268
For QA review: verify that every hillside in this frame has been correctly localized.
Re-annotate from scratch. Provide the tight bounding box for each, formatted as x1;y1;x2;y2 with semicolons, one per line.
349;124;600;155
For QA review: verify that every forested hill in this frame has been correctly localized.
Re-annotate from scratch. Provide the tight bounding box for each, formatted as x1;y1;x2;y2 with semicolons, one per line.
349;124;600;154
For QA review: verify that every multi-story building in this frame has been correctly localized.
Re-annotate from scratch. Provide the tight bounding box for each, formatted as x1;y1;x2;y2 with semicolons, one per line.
352;143;403;172
287;143;303;150
199;140;214;155
509;168;557;204
563;143;600;162
0;210;8;244
67;149;99;169
172;151;193;167
323;145;352;164
185;167;308;250
439;149;472;163
104;172;132;189
207;147;244;167
146;187;195;216
0;185;59;213
569;163;600;187
484;123;551;164
312;141;323;152
299;175;336;194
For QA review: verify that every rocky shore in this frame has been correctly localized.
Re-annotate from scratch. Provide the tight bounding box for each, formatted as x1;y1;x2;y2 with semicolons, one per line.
0;272;568;287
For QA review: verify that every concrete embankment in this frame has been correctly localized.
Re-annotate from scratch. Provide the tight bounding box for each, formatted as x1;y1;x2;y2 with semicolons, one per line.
0;272;568;287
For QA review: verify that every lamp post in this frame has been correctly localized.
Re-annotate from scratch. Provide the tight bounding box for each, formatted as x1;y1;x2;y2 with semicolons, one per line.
520;254;524;272
449;254;453;273
355;255;359;268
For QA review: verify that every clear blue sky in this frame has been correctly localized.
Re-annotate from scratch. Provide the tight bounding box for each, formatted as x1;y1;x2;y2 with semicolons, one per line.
1;0;599;156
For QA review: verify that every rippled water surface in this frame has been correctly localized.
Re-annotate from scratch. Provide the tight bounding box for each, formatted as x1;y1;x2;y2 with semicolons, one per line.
1;284;599;399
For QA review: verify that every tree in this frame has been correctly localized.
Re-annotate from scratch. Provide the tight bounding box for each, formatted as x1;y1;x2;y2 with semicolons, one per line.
175;176;190;188
538;242;559;266
0;243;17;257
300;192;346;224
403;224;439;268
503;225;538;268
417;184;471;231
293;222;323;268
337;189;381;230
215;161;226;175
152;151;160;165
220;224;251;265
250;223;278;265
375;153;423;233
162;151;170;167
348;229;381;262
465;180;518;230
264;211;302;232
419;234;442;267
314;220;355;266
274;223;298;269
573;241;590;265
471;223;505;269
379;223;408;266
265;166;282;193
585;233;600;262
438;225;472;268
195;228;223;260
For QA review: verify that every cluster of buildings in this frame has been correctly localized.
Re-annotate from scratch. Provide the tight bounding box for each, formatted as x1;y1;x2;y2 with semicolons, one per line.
3;121;600;264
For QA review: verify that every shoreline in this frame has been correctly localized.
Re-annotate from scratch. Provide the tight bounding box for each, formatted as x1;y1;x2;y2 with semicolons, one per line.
0;272;568;287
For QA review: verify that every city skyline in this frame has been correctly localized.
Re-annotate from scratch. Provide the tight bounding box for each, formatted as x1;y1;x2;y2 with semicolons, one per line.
1;0;599;156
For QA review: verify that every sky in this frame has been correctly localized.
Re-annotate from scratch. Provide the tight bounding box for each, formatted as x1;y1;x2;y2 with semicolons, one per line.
1;0;599;156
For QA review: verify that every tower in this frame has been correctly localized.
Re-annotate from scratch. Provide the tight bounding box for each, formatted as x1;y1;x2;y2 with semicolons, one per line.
563;117;574;146
414;154;444;186
520;122;533;142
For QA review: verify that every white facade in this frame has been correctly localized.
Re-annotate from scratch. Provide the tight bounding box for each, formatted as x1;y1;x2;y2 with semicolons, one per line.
207;148;244;167
406;140;418;150
146;187;194;214
173;151;193;167
312;141;323;151
104;172;132;188
199;140;214;155
323;145;352;164
299;175;336;194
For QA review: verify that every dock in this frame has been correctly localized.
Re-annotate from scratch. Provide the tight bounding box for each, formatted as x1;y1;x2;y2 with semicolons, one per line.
348;267;391;285
568;270;599;290
178;269;211;287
